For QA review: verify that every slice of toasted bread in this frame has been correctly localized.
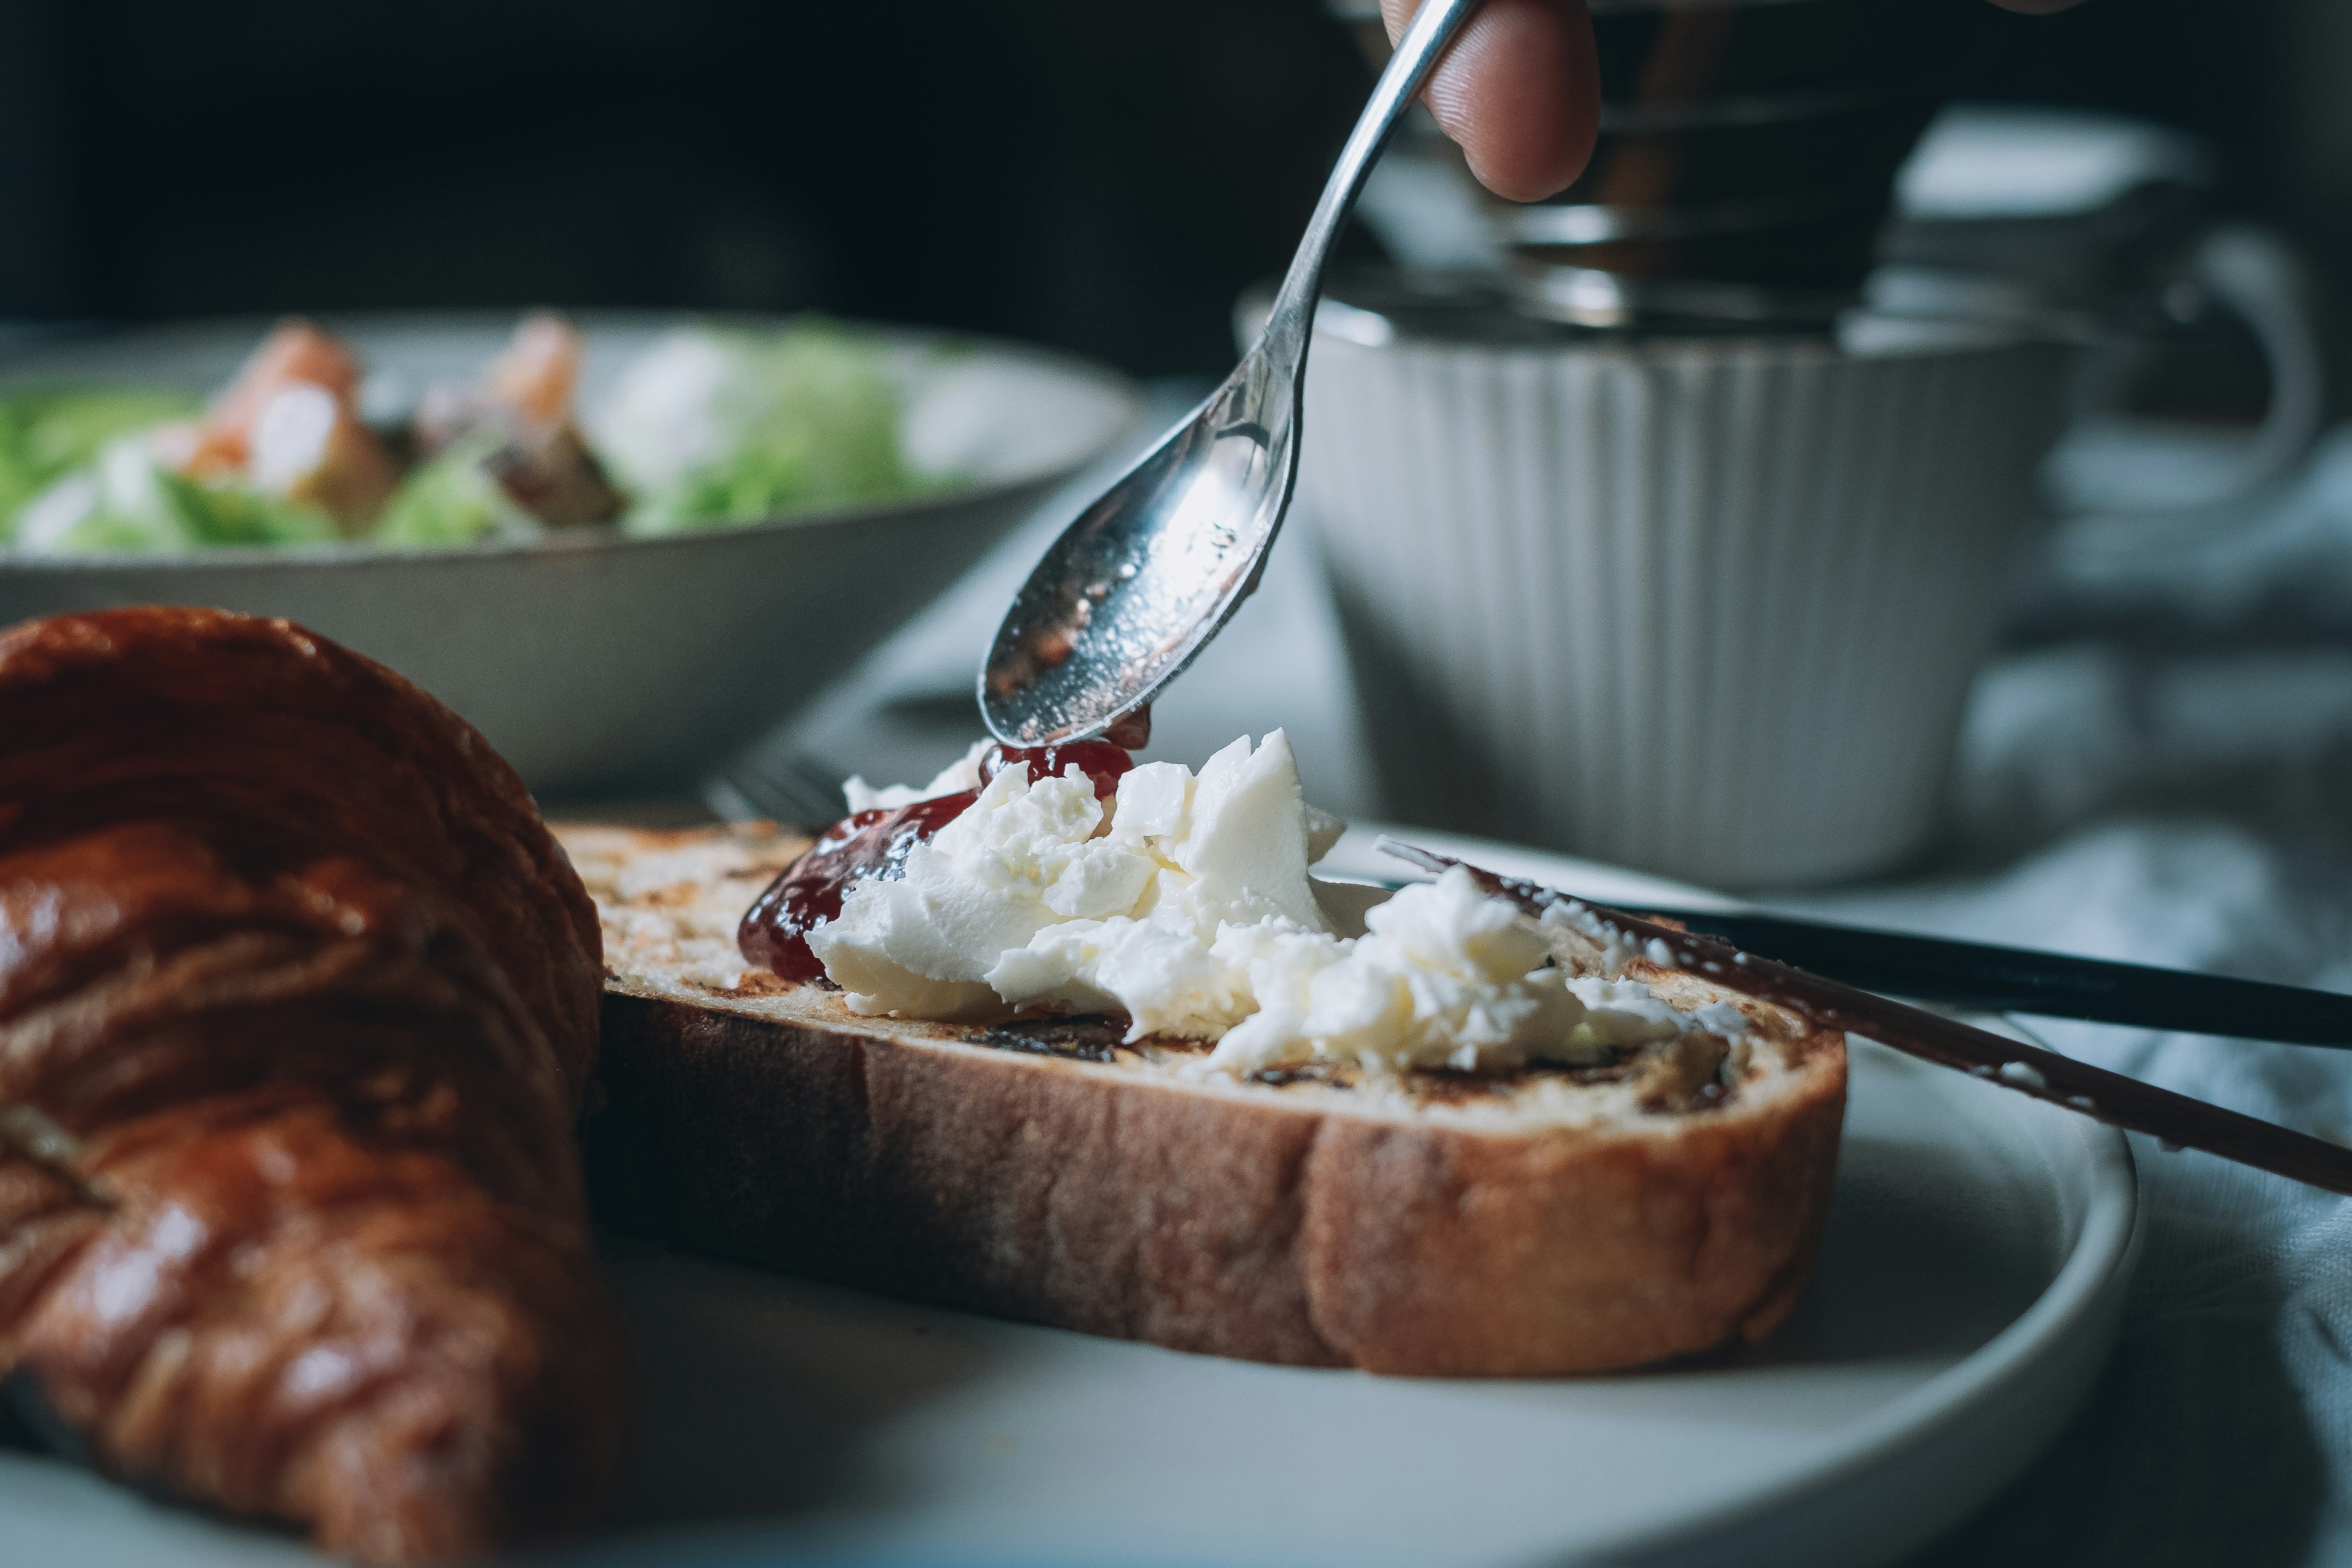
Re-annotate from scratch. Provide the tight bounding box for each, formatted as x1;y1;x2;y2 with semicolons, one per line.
557;821;1847;1377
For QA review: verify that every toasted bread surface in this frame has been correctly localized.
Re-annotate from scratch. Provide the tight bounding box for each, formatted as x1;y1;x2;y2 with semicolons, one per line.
559;821;1847;1376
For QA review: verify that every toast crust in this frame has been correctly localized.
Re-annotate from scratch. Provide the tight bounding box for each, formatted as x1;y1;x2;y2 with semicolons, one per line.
564;823;1847;1376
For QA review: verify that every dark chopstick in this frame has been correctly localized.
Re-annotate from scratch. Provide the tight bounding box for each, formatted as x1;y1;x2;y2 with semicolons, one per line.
1379;837;2352;1198
1629;908;2352;1047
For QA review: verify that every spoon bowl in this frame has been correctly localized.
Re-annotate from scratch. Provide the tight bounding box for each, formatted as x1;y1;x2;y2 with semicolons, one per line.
978;339;1299;745
979;0;1487;747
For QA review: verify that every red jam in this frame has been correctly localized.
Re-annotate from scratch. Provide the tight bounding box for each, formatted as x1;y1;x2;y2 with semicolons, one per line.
1101;706;1152;750
738;706;1152;982
737;790;978;981
979;739;1134;800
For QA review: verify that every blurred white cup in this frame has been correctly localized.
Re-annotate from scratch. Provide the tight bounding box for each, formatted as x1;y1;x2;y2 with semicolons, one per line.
1269;100;2324;889
1289;296;2069;887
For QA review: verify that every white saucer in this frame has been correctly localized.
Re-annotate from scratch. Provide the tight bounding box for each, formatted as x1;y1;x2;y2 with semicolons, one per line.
1;834;2140;1567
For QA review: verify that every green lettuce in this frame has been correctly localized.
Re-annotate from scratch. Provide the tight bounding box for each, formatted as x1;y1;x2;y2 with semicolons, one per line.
0;386;200;538
371;437;537;549
604;325;932;537
11;437;336;555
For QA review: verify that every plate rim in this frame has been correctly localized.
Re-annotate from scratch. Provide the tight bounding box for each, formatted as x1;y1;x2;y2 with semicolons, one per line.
1338;821;2142;1562
0;823;2144;1566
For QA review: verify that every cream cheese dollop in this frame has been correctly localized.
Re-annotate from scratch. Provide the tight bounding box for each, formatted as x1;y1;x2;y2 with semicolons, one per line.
805;729;1740;1076
1203;864;1586;1075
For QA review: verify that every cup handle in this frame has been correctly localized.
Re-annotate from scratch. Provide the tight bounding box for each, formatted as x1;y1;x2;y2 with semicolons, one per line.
2174;222;2328;504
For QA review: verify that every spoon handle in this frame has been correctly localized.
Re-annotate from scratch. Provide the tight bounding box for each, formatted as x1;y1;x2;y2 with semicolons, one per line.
1266;0;1489;343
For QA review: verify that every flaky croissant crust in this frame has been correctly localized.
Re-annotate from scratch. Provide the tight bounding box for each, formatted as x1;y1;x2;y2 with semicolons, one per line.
0;609;624;1564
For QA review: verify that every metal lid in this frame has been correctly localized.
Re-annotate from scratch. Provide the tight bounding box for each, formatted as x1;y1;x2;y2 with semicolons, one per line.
1248;267;1857;343
1239;265;2085;353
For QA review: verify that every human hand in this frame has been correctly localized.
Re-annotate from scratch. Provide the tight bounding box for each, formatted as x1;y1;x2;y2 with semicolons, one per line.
1384;0;2092;202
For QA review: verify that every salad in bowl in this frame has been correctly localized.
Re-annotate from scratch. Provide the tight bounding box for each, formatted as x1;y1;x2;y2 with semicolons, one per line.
0;312;962;556
0;312;1139;793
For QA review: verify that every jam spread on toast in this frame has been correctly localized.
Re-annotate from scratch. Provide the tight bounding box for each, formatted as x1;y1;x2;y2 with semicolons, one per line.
739;708;1150;980
737;790;978;982
979;738;1134;801
981;703;1152;799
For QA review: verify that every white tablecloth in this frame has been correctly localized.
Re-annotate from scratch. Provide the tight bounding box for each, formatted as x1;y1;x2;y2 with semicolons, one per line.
762;387;2352;1565
1854;434;2352;1566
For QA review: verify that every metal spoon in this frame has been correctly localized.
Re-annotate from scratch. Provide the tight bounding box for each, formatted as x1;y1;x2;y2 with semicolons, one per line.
979;0;1487;746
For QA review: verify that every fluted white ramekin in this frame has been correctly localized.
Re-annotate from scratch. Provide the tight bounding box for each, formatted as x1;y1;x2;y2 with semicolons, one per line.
1297;318;2070;887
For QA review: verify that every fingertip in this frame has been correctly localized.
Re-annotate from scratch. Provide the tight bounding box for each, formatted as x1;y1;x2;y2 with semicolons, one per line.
1388;0;1599;203
1458;131;1592;206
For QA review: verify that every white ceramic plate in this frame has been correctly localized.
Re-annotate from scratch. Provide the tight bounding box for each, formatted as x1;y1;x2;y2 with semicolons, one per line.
1;833;2139;1567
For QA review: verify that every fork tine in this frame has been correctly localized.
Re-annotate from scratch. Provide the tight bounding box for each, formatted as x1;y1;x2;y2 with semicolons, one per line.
704;753;843;828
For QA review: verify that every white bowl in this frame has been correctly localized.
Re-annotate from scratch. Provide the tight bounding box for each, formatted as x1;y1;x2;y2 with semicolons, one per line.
0;312;1141;796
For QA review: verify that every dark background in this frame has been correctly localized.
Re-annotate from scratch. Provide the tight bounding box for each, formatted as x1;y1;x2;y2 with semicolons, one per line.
0;0;2341;377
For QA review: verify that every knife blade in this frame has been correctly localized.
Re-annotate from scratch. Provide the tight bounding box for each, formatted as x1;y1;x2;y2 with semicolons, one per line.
1378;837;2352;1196
1639;908;2352;1047
1343;873;2351;1046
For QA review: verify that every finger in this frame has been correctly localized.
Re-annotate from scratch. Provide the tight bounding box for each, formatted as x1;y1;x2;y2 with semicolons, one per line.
1383;0;1600;203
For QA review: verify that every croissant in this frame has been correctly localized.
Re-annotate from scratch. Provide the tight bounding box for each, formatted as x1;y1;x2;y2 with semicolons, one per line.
0;608;627;1562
